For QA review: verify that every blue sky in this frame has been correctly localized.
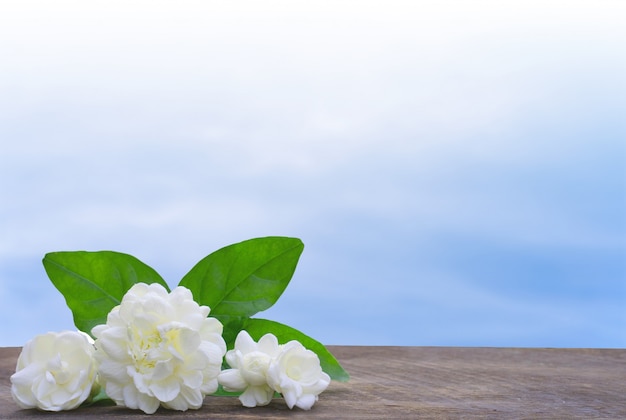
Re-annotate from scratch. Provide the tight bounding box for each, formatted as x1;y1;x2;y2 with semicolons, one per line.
1;1;625;347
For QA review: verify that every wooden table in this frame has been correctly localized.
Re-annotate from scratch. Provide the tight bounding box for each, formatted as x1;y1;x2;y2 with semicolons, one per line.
1;346;625;419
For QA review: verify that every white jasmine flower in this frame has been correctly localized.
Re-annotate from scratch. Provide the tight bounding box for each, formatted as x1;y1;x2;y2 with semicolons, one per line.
92;283;226;414
218;330;280;407
266;340;330;410
10;330;98;411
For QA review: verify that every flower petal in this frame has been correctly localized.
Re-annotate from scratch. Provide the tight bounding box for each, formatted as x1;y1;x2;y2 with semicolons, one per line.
236;330;260;354
257;333;280;356
218;369;247;392
150;379;180;403
295;393;317;410
282;387;298;409
239;387;260;407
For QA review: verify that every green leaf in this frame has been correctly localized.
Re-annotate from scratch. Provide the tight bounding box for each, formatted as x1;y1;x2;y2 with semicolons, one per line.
179;236;304;318
43;251;169;336
81;388;115;407
243;318;350;382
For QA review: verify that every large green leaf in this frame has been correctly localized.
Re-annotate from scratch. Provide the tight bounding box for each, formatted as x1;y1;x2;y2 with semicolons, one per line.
43;251;169;336
179;237;304;318
243;318;350;382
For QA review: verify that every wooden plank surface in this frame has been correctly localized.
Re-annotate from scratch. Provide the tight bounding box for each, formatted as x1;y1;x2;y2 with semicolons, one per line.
1;346;625;419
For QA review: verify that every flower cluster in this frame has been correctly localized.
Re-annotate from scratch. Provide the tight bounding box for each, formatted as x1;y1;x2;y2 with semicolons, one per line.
92;283;226;414
218;330;330;410
10;283;331;414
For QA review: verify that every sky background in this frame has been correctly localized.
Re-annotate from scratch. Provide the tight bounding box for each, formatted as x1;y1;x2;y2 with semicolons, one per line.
1;1;625;347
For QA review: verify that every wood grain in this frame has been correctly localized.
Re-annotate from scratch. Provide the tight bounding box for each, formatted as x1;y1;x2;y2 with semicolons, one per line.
1;346;625;419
